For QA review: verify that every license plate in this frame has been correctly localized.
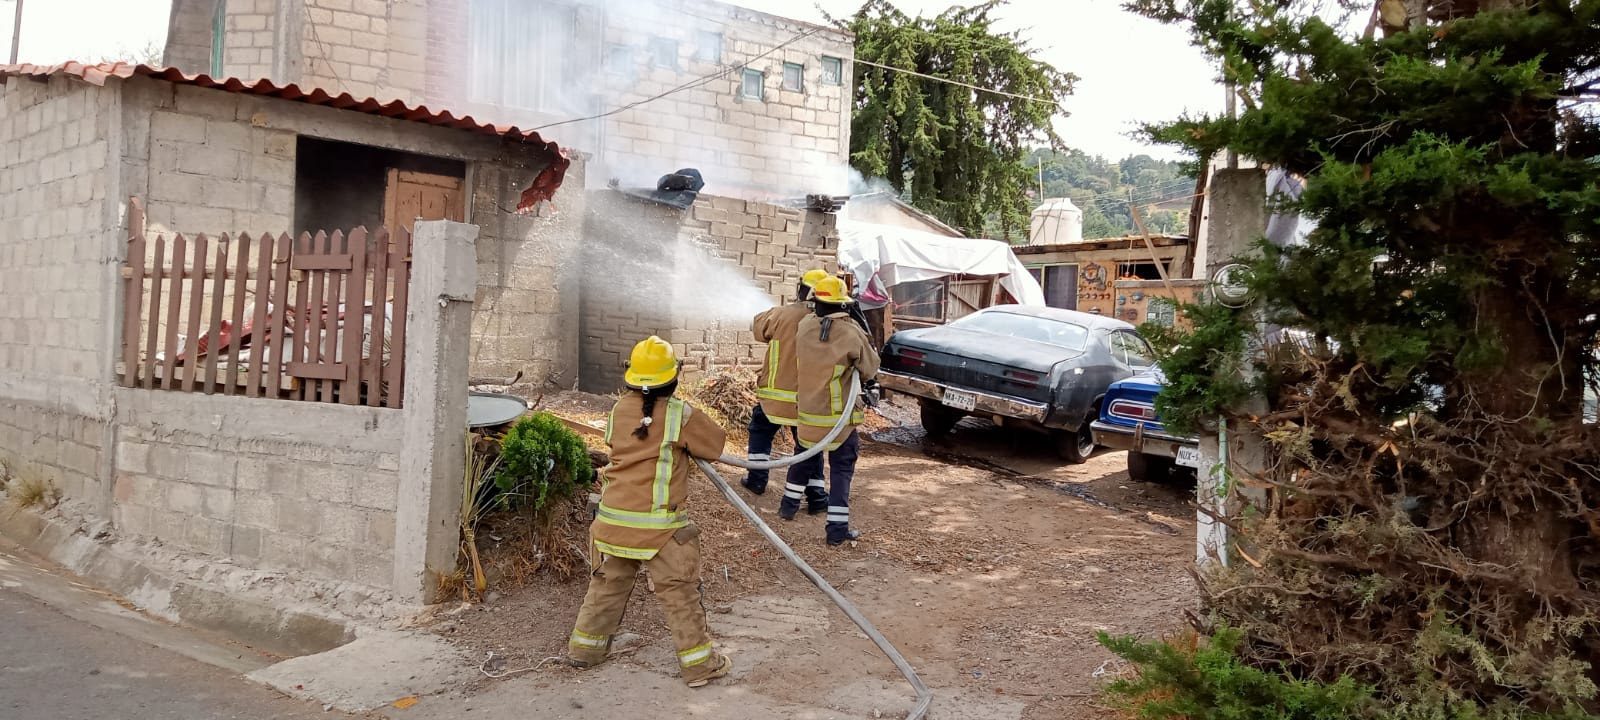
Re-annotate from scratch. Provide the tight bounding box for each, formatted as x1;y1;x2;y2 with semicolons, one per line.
1175;446;1202;469
941;388;977;412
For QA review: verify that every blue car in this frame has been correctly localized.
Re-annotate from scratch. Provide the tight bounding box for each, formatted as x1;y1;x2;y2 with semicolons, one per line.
1090;369;1201;482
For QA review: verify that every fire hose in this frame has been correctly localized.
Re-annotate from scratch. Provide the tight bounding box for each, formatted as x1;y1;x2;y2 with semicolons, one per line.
694;372;933;720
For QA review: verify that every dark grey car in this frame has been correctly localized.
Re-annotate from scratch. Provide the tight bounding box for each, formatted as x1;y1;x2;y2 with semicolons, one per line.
877;305;1156;462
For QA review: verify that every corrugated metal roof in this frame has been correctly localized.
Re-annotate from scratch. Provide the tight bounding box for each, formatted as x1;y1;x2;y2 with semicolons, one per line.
0;62;570;209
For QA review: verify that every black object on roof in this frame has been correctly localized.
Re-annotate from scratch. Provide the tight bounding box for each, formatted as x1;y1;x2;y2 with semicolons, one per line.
614;168;705;210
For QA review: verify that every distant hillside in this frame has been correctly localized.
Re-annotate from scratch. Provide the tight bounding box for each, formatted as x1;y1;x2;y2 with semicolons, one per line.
1015;148;1195;241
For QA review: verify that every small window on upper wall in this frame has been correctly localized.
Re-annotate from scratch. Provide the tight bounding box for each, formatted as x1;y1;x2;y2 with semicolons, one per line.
650;36;678;69
782;62;804;92
696;31;722;63
820;55;843;85
740;68;765;100
605;44;633;75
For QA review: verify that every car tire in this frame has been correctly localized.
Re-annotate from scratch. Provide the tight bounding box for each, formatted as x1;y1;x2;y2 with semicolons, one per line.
1054;423;1096;464
1127;452;1174;483
919;400;961;438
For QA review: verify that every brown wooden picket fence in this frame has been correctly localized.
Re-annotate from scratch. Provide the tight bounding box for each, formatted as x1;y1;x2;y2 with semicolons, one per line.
118;216;414;408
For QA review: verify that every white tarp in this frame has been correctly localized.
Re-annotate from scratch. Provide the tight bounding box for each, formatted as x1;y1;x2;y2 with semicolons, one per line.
836;220;1046;310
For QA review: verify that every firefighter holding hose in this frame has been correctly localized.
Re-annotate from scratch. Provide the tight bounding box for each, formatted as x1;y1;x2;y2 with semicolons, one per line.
789;276;880;545
741;268;831;510
566;336;733;687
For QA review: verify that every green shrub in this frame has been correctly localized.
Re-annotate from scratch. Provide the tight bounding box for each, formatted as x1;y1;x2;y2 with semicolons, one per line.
1098;628;1374;720
494;412;593;515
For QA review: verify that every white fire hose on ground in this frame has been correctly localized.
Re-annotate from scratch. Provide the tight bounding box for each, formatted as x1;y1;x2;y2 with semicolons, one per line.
693;372;933;720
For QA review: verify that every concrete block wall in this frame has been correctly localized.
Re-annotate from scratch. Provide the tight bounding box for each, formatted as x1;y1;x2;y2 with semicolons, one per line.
0;73;548;600
109;390;403;589
183;0;853;198
577;191;682;392
577;192;836;392
672;196;836;376
221;0;284;82
164;0;222;73
468;159;586;389
0;75;120;508
300;0;429;104
125;83;298;237
593;0;854;195
0;402;110;507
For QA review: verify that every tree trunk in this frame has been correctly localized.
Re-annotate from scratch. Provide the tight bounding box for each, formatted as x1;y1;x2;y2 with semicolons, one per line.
1455;258;1583;598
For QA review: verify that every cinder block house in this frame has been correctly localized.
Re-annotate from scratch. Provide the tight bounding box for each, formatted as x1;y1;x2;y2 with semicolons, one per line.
0;61;578;594
163;0;855;197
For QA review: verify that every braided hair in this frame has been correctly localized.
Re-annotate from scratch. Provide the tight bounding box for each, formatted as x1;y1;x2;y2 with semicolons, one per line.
633;381;680;439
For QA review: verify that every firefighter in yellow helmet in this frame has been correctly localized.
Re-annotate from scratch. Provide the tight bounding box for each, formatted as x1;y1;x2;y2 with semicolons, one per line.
789;276;880;544
567;336;733;687
740;269;831;510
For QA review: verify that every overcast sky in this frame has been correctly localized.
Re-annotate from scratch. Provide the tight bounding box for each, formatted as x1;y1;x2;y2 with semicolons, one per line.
2;0;1221;161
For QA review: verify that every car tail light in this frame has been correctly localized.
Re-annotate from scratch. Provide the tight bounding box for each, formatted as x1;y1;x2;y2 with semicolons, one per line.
1003;369;1041;387
898;348;926;368
1108;400;1156;421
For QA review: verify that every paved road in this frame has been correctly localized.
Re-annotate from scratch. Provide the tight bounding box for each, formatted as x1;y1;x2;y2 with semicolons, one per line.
0;587;350;720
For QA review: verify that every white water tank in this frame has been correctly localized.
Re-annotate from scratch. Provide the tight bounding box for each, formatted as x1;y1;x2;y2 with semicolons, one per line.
1028;197;1083;246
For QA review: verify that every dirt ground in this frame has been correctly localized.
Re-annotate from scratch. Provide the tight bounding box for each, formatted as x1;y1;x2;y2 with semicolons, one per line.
430;393;1197;719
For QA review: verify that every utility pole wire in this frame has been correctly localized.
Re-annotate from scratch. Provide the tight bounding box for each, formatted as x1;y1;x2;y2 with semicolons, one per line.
851;56;1062;106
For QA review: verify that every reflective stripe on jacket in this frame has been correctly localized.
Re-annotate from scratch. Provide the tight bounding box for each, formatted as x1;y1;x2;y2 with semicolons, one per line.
795;312;879;451
752;302;809;426
592;394;727;559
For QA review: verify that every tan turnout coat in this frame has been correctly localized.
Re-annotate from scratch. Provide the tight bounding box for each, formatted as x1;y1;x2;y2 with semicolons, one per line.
592;393;727;560
795;311;880;450
752;302;810;425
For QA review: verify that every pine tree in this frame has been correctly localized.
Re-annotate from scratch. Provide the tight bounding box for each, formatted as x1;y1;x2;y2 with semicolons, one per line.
1127;0;1600;714
840;0;1074;237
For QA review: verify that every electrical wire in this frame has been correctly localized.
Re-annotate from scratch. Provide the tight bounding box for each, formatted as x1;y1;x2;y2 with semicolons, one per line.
851;56;1062;106
1083;185;1196;214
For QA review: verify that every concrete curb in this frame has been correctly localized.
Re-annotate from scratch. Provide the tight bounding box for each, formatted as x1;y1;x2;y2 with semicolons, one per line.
0;505;355;658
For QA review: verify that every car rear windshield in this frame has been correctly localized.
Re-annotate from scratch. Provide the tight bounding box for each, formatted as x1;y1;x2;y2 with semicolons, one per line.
950;311;1090;350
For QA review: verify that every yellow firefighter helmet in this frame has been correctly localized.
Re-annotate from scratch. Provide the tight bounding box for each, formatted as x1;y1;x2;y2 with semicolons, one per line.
808;276;852;305
623;336;680;389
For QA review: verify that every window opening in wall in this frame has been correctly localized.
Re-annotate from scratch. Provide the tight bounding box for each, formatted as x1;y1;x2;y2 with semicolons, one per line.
293;137;466;236
605;44;634;75
892;279;946;323
1146;297;1177;328
1116;261;1166;280
210;0;228;76
740;68;765;100
696;31;722;63
820;55;843;85
468;0;578;112
650;36;678;69
1030;263;1077;310
782;62;804;92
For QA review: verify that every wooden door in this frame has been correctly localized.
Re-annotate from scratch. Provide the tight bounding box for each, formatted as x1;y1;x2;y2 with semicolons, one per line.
382;169;466;235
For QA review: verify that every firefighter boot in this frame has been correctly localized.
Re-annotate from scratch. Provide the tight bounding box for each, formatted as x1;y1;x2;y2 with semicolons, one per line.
778;452;822;520
824;432;861;546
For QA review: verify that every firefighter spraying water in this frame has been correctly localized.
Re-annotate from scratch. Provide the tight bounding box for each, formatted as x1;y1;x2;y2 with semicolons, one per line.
567;281;929;718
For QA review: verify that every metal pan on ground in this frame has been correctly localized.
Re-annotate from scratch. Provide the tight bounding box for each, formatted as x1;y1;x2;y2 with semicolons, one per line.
468;392;529;429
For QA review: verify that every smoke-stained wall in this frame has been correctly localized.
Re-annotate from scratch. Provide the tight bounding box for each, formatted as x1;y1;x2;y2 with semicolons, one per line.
171;0;855;199
578;191;838;394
